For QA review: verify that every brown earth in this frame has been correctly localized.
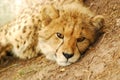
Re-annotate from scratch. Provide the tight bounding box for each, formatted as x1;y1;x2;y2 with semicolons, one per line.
0;0;120;80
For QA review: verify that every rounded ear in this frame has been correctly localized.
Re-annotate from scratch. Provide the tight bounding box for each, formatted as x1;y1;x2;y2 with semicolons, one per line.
40;5;59;26
90;15;104;30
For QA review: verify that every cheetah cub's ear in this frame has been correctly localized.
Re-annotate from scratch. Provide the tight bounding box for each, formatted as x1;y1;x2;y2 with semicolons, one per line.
40;5;59;26
90;15;104;30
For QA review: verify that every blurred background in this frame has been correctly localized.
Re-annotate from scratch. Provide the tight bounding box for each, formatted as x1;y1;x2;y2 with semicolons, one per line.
0;0;27;26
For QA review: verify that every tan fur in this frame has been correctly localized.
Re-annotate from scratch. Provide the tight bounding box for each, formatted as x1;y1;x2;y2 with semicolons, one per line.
0;1;104;66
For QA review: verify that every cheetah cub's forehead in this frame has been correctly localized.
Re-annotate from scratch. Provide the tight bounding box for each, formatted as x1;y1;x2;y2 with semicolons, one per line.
40;2;104;41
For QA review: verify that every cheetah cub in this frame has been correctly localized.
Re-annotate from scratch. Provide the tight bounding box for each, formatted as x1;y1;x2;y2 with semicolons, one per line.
0;1;104;66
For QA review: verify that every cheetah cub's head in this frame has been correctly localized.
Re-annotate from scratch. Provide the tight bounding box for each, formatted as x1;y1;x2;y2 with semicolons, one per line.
38;2;104;66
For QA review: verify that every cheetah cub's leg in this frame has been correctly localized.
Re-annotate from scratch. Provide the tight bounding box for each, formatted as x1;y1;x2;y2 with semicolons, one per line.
0;43;13;60
15;42;39;59
18;47;38;59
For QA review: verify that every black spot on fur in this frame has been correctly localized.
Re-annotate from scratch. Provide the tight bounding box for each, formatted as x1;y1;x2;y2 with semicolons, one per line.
17;45;19;48
24;41;26;44
23;28;26;33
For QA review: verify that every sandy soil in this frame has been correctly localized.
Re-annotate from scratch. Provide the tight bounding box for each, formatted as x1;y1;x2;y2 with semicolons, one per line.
0;0;120;80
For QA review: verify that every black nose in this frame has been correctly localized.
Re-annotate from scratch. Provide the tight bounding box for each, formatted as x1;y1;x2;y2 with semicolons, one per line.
63;52;74;59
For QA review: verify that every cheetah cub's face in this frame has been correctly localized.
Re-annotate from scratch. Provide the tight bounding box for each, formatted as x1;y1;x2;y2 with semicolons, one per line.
38;3;104;66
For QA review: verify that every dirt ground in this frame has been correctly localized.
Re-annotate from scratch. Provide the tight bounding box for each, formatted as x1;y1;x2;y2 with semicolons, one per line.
0;0;120;80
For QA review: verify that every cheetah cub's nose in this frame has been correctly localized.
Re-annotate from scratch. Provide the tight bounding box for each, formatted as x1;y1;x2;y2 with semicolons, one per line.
63;52;74;59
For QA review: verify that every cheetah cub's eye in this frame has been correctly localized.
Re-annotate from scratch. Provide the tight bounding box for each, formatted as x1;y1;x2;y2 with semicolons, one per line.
56;32;64;39
77;37;85;42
